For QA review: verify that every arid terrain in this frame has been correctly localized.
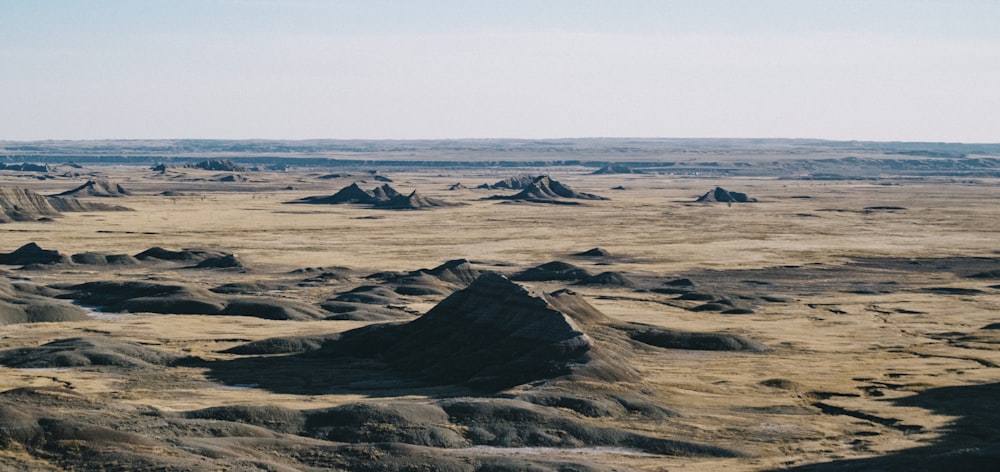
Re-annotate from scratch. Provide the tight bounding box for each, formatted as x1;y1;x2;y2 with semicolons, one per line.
0;139;998;471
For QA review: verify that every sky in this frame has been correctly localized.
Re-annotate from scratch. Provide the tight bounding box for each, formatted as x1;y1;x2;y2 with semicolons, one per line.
1;0;998;142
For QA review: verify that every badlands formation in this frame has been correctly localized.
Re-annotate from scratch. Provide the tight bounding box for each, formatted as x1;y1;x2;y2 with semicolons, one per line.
0;138;998;470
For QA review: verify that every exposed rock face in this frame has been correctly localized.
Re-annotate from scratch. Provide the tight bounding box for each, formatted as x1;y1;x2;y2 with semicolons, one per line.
0;188;62;222
0;187;131;223
293;183;377;204
188;159;247;172
477;175;539;190
695;187;757;203
488;176;608;203
313;273;627;390
373;191;454;210
369;183;401;201
290;183;457;210
54;180;132;198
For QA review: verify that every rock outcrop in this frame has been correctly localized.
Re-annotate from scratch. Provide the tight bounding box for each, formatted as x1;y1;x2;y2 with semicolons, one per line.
54;180;132;198
695;187;757;203
488;176;608;204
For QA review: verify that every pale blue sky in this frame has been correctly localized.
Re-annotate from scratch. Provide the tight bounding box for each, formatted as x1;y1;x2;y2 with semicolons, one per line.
2;1;998;141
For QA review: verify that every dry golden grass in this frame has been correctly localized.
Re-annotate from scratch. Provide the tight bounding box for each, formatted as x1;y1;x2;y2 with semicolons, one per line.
1;167;998;470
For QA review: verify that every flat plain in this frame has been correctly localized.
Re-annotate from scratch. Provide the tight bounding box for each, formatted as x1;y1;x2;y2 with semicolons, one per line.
0;139;998;470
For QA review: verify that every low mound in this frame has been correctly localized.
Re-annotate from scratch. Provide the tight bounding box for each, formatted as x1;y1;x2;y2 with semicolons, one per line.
190;253;245;270
70;252;140;266
574;247;611;257
513;261;593;282
575;271;636;288
1;278;89;325
366;259;482;297
476;175;538;190
134;247;232;263
616;323;767;352
54;180;132;198
187;159;247;172
487;176;608;203
695;187;757;203
373;191;457;210
54;280;327;320
0;243;67;266
0;337;180;369
448;183;467;190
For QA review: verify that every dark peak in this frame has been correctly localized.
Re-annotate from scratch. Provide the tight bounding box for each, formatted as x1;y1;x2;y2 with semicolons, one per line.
575;247;611;257
371;183;401;201
695;187;756;203
512;261;592;282
0;243;65;266
489;176;609;203
55;180;132;198
188;159;247;172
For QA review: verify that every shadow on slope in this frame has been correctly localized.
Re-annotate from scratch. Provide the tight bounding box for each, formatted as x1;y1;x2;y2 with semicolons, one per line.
198;273;765;395
780;382;1000;471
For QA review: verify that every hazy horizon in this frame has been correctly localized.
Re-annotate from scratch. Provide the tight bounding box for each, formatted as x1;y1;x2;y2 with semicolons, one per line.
3;1;998;142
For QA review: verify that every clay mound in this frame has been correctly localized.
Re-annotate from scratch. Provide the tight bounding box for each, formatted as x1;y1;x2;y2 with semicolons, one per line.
188;159;247;172
0;187;63;222
0;163;49;172
220;298;330;321
488;176;608;203
183;405;306;434
448;183;467;190
134;247;231;263
0;243;67;266
591;164;642;174
513;261;593;281
321;285;415;320
0;337;180;369
575;271;637;288
47;196;132;213
370;183;402;201
421;259;481;286
477;175;539;190
70;252;140;266
210;280;290;294
695;186;757;203
216;174;247;182
54;180;132;198
55;281;228;315
289;182;377;205
574;247;611;257
616;323;767;352
311;273;628;390
190;253;245;270
374;191;457;210
1;278;89;325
